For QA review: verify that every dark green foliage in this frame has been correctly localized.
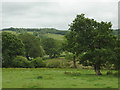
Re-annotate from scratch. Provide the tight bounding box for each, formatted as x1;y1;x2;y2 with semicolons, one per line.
18;33;45;60
66;14;117;75
12;56;30;68
65;52;74;61
41;38;62;58
106;71;113;75
31;57;45;68
63;31;80;68
2;32;25;67
111;39;120;70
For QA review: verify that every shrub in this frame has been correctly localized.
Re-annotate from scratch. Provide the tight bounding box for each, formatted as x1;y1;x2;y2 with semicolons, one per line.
31;57;45;68
46;60;60;68
59;60;71;68
12;56;30;68
65;52;73;61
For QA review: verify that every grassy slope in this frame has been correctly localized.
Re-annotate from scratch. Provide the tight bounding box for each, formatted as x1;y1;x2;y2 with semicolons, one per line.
3;31;64;41
2;68;118;88
44;33;64;40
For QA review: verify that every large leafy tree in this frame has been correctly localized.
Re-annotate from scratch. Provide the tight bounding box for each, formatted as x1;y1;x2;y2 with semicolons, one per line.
2;32;25;67
18;33;45;60
67;14;116;75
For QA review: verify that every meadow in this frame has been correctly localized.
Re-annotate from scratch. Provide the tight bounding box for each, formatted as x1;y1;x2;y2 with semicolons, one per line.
2;27;119;88
2;68;118;88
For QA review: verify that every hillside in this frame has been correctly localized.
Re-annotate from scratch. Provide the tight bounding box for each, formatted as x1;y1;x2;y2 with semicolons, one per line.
2;27;68;35
2;27;67;41
2;28;119;41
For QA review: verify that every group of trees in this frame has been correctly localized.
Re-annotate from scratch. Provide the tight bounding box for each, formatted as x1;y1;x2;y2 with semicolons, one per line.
2;13;120;75
2;32;62;67
63;14;120;75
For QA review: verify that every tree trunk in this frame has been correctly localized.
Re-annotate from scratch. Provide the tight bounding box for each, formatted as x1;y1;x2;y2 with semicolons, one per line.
94;65;102;75
73;56;77;68
26;55;30;60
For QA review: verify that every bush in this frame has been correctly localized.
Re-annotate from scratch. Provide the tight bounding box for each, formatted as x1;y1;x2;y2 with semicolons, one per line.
31;57;45;68
12;56;30;68
46;60;60;68
65;52;73;61
59;60;71;68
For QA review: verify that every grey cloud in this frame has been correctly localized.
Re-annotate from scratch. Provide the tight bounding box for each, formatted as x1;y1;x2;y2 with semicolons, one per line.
2;1;118;30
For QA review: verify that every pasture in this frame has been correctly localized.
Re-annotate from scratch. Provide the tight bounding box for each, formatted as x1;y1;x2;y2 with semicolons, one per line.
2;68;118;88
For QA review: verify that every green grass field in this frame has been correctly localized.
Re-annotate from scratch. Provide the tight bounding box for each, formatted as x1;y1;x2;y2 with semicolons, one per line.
2;68;118;88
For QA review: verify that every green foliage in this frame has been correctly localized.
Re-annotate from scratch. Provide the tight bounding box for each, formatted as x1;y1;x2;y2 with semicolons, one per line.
79;49;115;66
33;31;39;37
18;33;45;60
66;14;117;75
12;56;30;68
46;60;61;68
31;57;45;68
111;40;120;70
2;32;25;67
41;38;62;58
106;71;113;75
65;52;74;61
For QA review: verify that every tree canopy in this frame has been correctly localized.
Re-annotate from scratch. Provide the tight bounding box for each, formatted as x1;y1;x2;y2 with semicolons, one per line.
2;32;25;67
18;33;45;60
64;14;118;75
41;38;62;58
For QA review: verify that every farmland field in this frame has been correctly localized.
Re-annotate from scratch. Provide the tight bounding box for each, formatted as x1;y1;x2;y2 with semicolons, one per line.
2;68;118;88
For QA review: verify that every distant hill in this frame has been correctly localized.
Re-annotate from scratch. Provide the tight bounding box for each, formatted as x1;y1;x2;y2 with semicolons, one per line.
2;27;68;35
2;27;119;39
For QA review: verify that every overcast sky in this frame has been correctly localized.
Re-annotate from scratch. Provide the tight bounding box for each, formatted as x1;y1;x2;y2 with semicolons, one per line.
1;0;119;30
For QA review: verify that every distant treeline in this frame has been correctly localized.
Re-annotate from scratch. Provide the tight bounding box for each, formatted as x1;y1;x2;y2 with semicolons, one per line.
2;27;68;35
2;27;119;36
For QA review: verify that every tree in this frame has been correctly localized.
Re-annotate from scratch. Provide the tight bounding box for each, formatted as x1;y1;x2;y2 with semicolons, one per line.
67;14;116;75
41;38;62;58
2;32;25;67
110;39;120;70
18;33;45;60
63;32;79;68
